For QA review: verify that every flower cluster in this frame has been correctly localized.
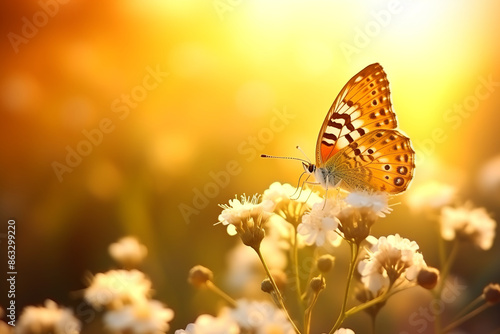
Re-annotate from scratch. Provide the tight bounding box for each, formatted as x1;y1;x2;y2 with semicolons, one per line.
296;189;391;247
358;234;427;293
297;198;341;247
109;236;148;268
207;183;422;333
8;174;497;334
218;194;274;249
197;175;499;333
439;203;496;250
16;300;81;334
84;236;174;334
176;299;294;334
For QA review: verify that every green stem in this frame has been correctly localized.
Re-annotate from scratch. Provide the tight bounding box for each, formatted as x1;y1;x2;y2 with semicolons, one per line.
442;303;490;333
255;247;302;334
292;225;303;301
304;286;321;334
344;289;389;317
342;282;410;319
328;242;359;334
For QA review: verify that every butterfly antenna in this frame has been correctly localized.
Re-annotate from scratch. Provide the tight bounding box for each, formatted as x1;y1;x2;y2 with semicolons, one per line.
295;146;311;163
260;154;310;164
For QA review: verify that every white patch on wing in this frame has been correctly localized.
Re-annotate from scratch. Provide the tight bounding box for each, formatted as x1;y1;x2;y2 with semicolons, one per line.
336;137;349;148
350;110;361;120
351;119;364;129
326;125;339;134
337;104;350;114
349;130;363;142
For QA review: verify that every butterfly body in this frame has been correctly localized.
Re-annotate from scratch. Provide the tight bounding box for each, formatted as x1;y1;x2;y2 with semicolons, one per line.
304;63;415;194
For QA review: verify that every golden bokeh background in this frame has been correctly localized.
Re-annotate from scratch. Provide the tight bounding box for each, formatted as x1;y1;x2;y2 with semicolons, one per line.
1;0;500;332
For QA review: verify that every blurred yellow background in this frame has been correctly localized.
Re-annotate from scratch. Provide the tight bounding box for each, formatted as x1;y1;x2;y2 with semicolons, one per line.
1;0;500;332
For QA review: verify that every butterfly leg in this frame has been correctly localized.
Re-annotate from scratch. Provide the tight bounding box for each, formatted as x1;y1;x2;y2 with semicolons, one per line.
290;172;308;199
292;175;319;200
321;175;330;209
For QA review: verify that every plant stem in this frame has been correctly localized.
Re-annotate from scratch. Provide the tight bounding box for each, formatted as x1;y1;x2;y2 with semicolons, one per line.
344;289;389;317
255;247;302;334
292;224;307;331
304;287;321;334
435;238;459;333
437;239;459;293
452;295;484;321
442;303;490;333
328;242;359;334
370;314;376;334
292;225;303;301
206;280;238;308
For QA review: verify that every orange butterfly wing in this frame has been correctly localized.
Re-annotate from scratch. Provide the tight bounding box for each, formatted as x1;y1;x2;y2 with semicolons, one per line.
316;63;397;166
326;129;415;193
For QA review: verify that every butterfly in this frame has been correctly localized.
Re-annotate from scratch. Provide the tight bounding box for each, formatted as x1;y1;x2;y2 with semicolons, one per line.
301;63;415;194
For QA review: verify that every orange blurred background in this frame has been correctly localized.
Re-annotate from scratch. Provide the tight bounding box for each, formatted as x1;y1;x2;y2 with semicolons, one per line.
1;0;500;332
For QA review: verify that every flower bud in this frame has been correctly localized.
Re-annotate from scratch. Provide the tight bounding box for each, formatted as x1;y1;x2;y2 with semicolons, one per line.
310;276;325;293
417;267;440;289
188;265;213;287
483;283;500;304
261;279;274;294
317;255;335;273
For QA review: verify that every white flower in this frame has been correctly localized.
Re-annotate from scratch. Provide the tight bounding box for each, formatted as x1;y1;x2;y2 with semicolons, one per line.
262;181;295;204
358;234;427;293
263;182;323;225
440;204;496;250
297;199;341;247
104;299;174;334
218;194;274;236
263;182;322;206
109;236;148;267
175;314;239;334
84;269;152;309
334;329;355;334
16;300;81;334
406;181;456;213
224;299;294;334
345;191;392;217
